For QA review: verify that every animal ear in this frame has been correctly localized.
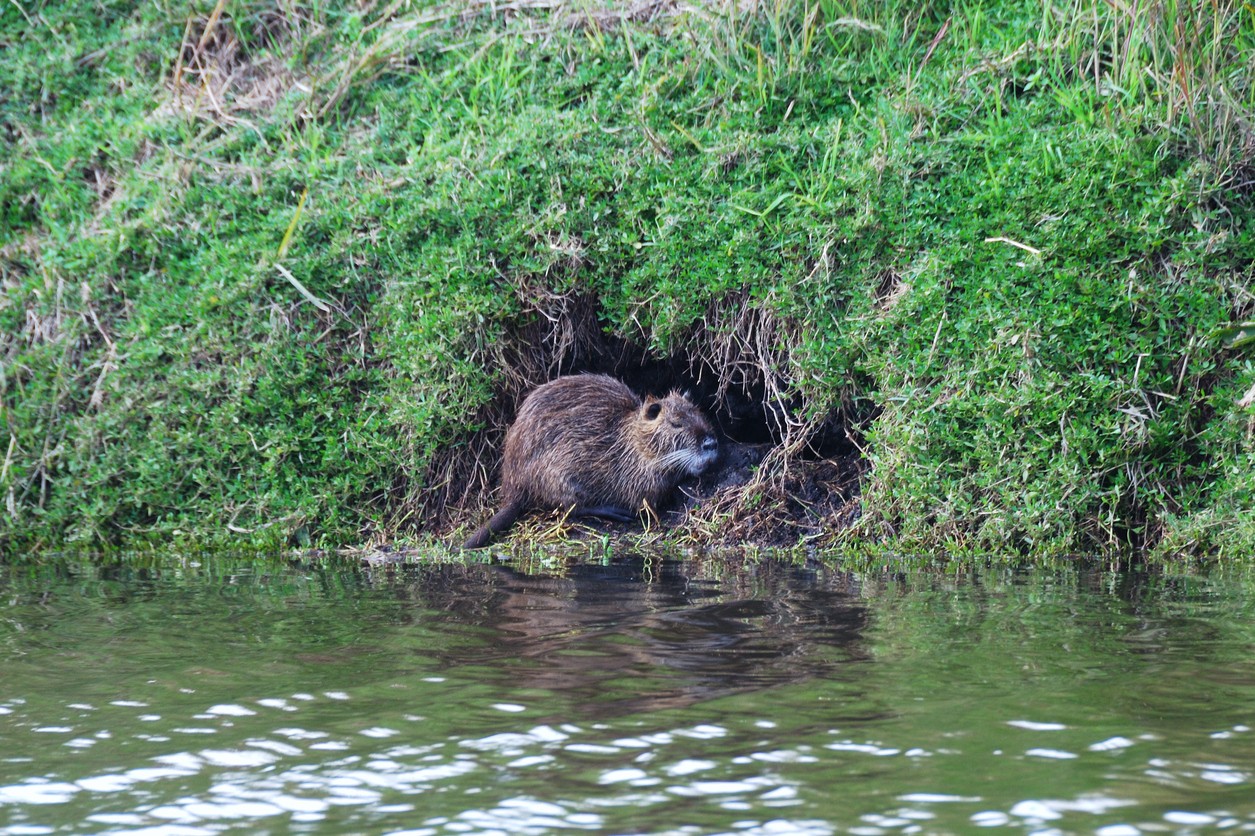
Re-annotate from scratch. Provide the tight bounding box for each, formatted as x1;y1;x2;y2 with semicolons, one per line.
645;402;662;421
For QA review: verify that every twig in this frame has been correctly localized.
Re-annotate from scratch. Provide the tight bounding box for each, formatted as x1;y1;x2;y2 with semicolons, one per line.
918;16;950;74
984;236;1042;255
275;264;332;312
196;0;229;53
926;309;947;367
0;435;15;487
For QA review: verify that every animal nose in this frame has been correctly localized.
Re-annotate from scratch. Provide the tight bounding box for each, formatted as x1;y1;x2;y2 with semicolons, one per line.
701;436;718;453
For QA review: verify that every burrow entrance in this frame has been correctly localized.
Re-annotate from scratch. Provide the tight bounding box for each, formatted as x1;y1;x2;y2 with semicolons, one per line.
425;291;873;549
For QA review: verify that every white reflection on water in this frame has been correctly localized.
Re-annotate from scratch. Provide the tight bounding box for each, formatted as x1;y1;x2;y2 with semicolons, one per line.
9;681;1241;836
2;686;1254;836
598;767;648;784
826;740;904;756
899;794;981;803
254;697;295;710
1095;825;1141;836
201;704;255;717
1212;724;1253;740
665;758;717;775
1200;765;1248;784
966;795;1141;832
735;750;819;764
443;797;605;833
0;781;81;806
360;726;400;738
1006;720;1067;731
1023;748;1079;760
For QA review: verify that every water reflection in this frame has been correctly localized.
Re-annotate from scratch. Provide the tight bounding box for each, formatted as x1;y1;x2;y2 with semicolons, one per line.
2;557;1255;835
387;557;869;716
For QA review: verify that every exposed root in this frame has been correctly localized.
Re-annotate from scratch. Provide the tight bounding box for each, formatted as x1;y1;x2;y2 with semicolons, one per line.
677;266;869;545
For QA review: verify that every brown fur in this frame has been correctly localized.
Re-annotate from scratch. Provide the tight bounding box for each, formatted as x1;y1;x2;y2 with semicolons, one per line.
463;374;718;549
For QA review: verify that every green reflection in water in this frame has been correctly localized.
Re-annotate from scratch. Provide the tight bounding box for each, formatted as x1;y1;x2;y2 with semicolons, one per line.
1;555;1254;834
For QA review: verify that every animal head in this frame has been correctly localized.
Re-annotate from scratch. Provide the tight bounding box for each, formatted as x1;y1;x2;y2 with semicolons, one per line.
638;391;719;475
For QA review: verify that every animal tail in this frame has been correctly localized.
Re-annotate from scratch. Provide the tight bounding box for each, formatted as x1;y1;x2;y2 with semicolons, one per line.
462;498;525;550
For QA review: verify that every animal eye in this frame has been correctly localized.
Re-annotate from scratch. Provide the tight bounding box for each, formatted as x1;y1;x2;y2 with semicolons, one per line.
668;420;682;429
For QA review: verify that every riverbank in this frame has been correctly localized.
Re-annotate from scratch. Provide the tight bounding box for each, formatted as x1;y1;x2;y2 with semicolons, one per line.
2;0;1252;560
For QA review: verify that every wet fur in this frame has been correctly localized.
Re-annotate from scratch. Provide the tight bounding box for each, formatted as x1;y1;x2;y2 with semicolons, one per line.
463;374;718;549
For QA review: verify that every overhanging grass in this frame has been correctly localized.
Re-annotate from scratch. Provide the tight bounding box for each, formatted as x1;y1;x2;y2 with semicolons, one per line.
1;0;1252;559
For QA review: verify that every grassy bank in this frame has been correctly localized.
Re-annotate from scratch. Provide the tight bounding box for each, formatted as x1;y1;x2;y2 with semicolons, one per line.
1;0;1252;559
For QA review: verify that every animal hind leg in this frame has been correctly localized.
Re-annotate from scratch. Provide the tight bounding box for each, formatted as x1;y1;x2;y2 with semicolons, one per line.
572;505;636;523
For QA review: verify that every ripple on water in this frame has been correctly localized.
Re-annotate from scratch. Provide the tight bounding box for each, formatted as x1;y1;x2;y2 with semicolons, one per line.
202;704;256;717
1006;720;1068;731
0;781;81;806
1024;748;1079;760
3;561;1255;835
446;797;605;833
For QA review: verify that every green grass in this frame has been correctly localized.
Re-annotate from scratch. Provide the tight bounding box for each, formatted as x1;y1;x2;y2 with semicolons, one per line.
1;0;1252;560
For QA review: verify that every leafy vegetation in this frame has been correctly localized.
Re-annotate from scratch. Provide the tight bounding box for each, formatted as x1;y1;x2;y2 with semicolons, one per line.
1;0;1252;559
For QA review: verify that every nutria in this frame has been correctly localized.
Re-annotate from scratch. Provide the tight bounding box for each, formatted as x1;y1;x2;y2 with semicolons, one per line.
463;374;719;549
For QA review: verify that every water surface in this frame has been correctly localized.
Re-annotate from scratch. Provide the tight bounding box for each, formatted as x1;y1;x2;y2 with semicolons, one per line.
2;555;1254;834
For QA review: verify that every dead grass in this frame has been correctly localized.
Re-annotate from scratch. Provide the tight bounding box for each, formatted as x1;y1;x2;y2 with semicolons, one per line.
1046;0;1255;197
450;0;717;30
684;453;865;549
160;2;302;131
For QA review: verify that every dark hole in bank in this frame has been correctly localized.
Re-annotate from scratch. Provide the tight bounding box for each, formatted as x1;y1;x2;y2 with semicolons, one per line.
523;314;870;463
432;292;875;544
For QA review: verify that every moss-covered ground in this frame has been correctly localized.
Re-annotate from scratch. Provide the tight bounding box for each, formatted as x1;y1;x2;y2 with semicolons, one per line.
2;0;1253;561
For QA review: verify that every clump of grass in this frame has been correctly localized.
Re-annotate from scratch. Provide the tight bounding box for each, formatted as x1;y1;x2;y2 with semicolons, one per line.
1042;0;1255;199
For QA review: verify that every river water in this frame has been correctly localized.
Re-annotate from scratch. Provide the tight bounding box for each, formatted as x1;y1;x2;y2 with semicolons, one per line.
1;554;1254;835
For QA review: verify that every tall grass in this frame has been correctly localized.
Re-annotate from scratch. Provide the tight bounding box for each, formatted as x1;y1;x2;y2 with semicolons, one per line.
1043;0;1254;197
